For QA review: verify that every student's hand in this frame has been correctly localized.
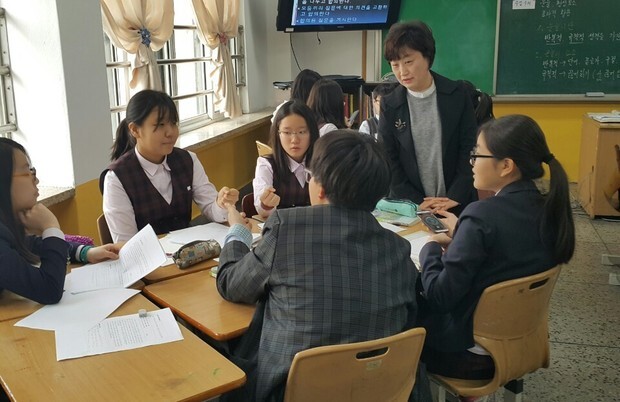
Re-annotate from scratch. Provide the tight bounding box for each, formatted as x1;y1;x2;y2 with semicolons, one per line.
419;197;460;212
259;187;280;210
87;243;122;263
428;233;452;248
433;210;458;238
217;187;240;209
17;203;60;235
225;203;252;231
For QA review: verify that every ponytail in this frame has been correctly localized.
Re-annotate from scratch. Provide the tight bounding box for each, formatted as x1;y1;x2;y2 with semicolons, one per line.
110;120;135;161
543;157;575;264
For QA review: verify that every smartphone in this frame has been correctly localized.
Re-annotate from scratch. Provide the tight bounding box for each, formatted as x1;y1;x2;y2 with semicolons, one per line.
416;211;449;233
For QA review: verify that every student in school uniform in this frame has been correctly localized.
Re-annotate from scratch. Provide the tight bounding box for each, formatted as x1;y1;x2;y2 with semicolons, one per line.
217;130;418;402
379;21;478;214
272;69;321;123
0;138;120;304
306;78;346;136
101;90;239;242
359;82;398;139
253;100;320;219
417;115;575;390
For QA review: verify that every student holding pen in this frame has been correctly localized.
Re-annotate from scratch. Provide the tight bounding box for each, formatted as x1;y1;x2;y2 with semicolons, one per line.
0;138;120;304
102;90;239;242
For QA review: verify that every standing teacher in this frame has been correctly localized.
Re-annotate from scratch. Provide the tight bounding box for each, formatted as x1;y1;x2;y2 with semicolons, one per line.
379;20;477;213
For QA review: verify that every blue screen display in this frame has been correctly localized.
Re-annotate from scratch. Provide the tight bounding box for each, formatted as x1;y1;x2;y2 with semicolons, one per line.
291;0;391;26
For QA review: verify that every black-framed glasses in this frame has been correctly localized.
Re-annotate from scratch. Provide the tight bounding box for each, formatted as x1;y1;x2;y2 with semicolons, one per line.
469;151;495;166
304;168;313;183
13;167;37;178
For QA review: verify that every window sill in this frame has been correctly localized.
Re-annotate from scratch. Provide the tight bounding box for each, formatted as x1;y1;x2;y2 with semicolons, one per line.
38;108;274;207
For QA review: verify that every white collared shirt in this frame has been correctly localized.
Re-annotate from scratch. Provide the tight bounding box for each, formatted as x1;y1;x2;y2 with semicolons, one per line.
252;155;306;217
407;80;437;99
103;149;227;242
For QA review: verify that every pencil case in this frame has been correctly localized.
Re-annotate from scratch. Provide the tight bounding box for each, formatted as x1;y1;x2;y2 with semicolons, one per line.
173;240;221;269
375;198;418;218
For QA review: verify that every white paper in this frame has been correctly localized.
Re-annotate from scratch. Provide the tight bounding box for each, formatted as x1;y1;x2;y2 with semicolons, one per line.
403;231;431;267
379;221;406;233
55;308;183;361
14;288;139;331
166;222;230;246
512;0;535;10
67;225;166;292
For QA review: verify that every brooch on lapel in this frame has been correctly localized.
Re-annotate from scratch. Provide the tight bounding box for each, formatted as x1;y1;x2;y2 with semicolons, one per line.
395;119;407;130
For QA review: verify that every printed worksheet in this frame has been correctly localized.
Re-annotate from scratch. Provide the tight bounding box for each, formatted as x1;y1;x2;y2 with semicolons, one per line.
67;225;166;292
55;308;183;361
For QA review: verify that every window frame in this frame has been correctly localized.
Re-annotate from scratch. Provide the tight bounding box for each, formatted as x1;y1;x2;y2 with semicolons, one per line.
0;8;18;138
104;21;245;137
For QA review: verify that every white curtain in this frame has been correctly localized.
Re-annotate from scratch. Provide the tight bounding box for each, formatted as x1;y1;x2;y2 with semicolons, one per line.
101;0;174;93
191;0;242;118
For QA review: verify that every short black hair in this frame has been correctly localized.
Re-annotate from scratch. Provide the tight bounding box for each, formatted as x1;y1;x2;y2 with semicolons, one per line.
309;130;390;211
384;20;436;67
372;82;398;100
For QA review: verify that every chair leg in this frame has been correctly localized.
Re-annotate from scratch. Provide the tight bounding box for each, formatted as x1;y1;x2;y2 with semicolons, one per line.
503;379;524;402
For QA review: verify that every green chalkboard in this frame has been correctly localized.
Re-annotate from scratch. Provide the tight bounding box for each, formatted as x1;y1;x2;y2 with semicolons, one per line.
381;0;497;94
496;0;620;95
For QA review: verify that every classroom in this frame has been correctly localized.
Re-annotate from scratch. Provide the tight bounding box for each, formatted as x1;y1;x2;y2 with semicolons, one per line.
0;0;618;401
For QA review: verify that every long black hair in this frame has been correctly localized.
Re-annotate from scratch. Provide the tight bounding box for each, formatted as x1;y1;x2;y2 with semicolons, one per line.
268;100;320;181
290;69;321;103
110;90;179;161
306;78;346;129
480;115;575;264
0;138;39;263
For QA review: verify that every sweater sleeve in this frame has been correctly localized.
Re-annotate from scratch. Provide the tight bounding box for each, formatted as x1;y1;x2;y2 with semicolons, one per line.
0;235;68;304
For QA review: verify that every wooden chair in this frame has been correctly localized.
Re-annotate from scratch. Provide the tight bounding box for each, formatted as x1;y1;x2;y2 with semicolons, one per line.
242;193;258;218
256;140;273;157
430;267;561;402
284;327;426;402
97;214;113;245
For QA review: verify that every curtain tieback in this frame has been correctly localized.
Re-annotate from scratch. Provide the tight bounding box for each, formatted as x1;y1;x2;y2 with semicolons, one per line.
139;27;151;47
217;33;228;45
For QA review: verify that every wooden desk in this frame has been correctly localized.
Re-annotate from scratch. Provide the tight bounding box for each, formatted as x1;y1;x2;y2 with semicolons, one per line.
0;294;246;401
0;291;41;323
143;270;256;341
143;220;262;284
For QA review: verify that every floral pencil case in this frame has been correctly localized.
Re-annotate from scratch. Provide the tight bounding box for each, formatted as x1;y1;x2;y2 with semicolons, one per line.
172;240;221;269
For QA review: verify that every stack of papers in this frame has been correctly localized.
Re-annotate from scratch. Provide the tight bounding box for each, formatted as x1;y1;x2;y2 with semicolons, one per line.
15;225;183;361
588;112;620;123
402;231;430;268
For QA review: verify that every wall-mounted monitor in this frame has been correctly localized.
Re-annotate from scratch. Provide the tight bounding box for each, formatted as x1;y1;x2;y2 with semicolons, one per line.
276;0;402;33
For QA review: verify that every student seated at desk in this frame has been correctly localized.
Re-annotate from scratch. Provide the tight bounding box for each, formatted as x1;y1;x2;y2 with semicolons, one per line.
0;139;120;304
417;115;575;385
217;130;418;402
102;90;239;242
307;78;346;136
359;82;398;139
253;100;319;219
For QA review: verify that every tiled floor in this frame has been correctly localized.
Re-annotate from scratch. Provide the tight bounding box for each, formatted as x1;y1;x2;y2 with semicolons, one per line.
492;186;620;402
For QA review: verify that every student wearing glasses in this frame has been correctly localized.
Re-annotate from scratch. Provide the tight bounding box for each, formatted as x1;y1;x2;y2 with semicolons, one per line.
253;100;320;219
417;115;575;386
218;130;418;401
0;139;120;304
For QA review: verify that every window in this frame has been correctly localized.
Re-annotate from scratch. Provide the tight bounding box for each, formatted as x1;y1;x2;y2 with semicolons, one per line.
0;8;17;138
104;2;245;138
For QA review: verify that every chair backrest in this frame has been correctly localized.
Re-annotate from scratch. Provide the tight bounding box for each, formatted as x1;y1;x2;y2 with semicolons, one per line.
97;214;113;245
473;266;560;388
256;140;273;157
241;193;258;218
284;327;426;402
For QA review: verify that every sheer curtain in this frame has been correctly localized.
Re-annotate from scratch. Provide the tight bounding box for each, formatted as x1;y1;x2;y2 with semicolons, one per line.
191;0;241;118
101;0;174;93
